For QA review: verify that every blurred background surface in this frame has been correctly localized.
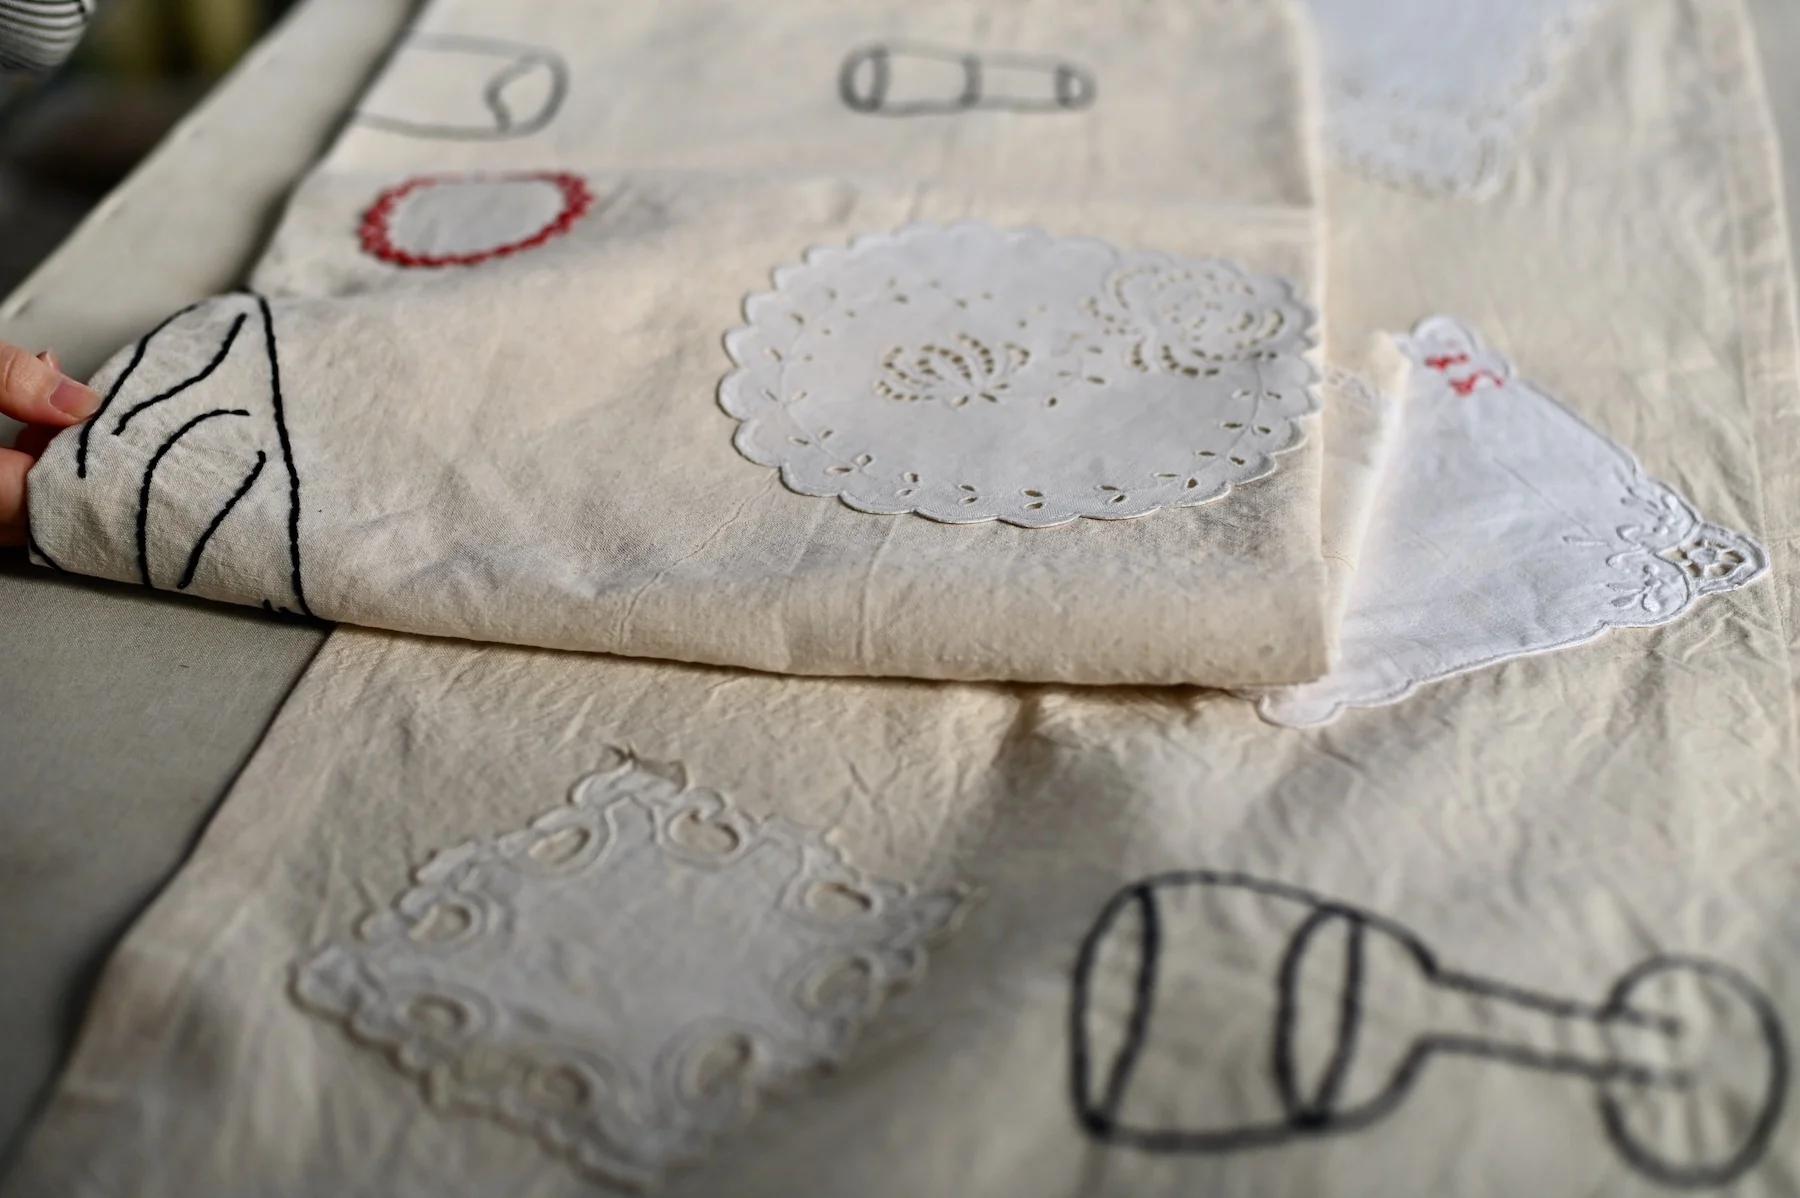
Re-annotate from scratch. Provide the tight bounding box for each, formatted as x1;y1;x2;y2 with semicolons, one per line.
0;0;294;293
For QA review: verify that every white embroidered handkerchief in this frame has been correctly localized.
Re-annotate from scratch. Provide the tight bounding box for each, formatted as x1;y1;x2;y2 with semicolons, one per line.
1255;317;1767;726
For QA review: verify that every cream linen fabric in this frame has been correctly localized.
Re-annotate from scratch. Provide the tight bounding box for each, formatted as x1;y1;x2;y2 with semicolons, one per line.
24;0;1340;688
8;2;1799;1197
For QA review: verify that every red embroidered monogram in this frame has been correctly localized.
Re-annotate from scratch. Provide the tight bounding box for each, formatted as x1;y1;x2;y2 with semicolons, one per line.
1448;371;1504;396
1425;351;1502;395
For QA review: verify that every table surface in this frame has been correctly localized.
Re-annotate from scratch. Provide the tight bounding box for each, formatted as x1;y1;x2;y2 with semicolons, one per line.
0;0;1796;1173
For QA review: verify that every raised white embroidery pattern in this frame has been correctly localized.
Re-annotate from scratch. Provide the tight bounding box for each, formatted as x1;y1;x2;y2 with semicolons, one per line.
293;749;966;1187
1305;0;1605;195
1254;315;1767;727
720;223;1318;527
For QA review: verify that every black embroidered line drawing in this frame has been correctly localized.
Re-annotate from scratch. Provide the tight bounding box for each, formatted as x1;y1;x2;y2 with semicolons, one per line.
1069;870;1787;1190
356;33;568;141
77;299;204;478
83;292;313;616
838;43;1094;116
176;450;265;591
136;407;250;589
254;292;311;617
111;312;245;434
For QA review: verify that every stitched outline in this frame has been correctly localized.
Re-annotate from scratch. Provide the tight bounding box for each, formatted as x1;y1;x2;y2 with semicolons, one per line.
111;312;246;434
135;407;249;588
1068;869;1787;1185
1597;956;1790;1188
1311;917;1364;1117
355;33;569;141
91;294;312;613
1270;905;1367;1124
76;300;204;479
359;171;594;269
175;449;265;591
838;43;1095;115
1090;885;1160;1129
253;293;313;618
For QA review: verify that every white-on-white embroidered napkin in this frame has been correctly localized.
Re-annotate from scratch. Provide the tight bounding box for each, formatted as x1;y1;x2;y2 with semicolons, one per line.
1302;0;1607;195
25;0;1341;688
1256;318;1770;726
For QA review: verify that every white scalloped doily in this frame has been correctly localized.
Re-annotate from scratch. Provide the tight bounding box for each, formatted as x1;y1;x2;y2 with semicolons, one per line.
720;223;1318;528
1305;0;1606;195
293;748;967;1188
1254;316;1767;727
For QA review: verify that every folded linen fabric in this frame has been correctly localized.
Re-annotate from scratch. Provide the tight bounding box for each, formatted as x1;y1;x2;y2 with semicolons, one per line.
1313;341;1406;633
25;0;1346;687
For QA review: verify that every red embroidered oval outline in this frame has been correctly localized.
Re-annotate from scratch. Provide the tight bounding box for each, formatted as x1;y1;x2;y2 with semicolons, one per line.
359;171;595;269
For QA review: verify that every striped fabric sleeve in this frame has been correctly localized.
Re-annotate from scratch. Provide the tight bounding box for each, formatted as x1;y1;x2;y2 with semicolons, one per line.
0;0;93;73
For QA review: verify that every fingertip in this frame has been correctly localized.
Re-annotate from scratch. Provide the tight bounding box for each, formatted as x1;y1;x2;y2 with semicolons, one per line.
0;342;96;426
0;446;32;548
48;376;101;421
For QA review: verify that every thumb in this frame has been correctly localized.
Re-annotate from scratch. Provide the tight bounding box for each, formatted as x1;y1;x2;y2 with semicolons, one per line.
0;341;99;426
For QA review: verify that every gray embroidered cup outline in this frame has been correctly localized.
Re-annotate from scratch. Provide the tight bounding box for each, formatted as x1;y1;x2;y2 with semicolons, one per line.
838;42;1095;116
356;33;569;141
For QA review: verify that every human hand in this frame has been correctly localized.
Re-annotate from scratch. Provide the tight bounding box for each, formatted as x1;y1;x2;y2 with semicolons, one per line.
0;342;100;547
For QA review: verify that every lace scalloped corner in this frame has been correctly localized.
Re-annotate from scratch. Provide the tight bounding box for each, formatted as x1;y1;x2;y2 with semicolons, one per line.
718;221;1320;529
1253;314;1767;728
292;747;969;1187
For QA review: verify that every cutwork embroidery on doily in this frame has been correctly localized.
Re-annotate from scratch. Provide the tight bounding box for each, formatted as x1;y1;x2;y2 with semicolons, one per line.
292;748;967;1187
720;222;1318;528
1253;315;1767;727
1304;0;1607;195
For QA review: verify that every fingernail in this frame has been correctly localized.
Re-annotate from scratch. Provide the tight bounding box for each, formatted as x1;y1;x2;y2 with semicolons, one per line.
49;376;100;419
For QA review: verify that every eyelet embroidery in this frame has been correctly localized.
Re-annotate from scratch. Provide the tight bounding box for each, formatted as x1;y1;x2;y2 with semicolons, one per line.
292;748;968;1188
1660;533;1751;585
720;222;1318;528
1253;315;1768;727
359;171;594;268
